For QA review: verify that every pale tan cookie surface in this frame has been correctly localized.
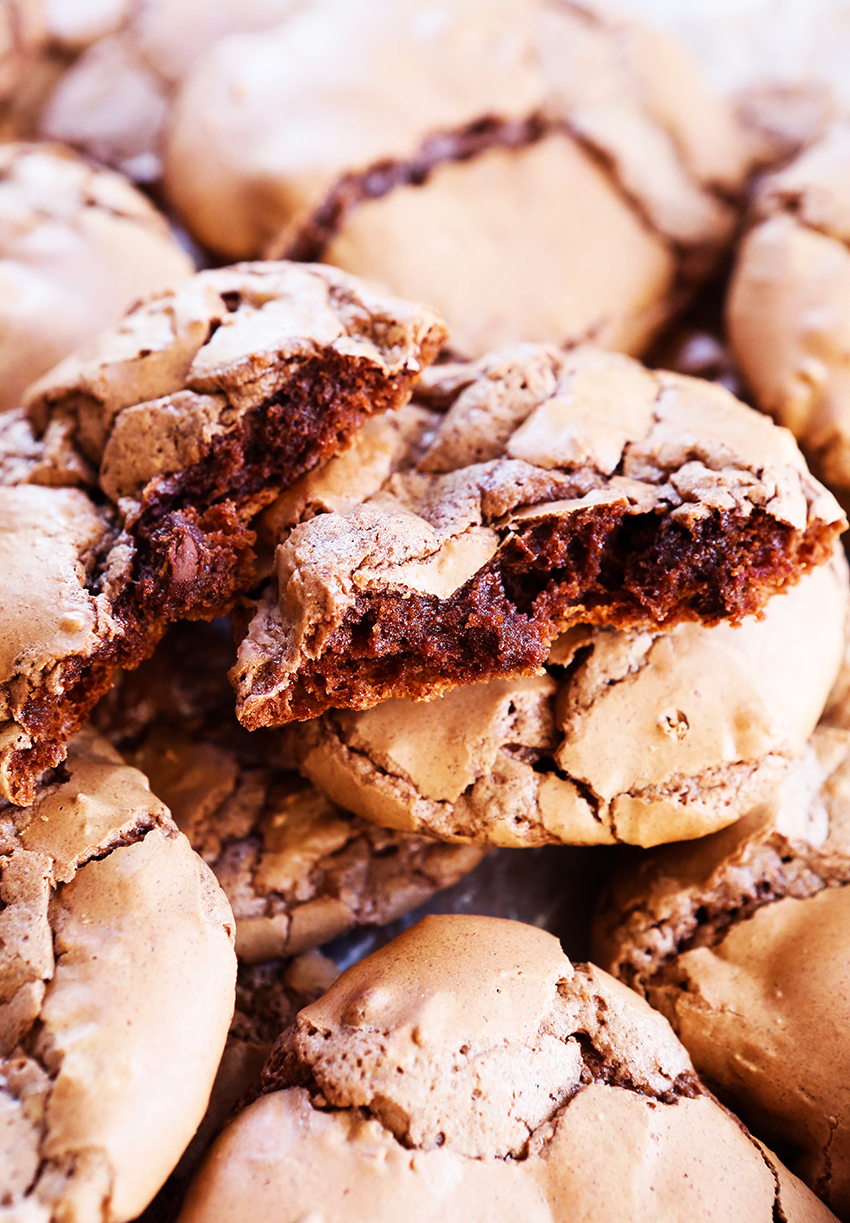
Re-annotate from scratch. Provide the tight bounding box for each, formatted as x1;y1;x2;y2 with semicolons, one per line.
177;915;833;1223
0;142;192;413
232;345;845;728
164;0;753;357
595;698;850;1218
292;551;849;847
38;0;301;181
728;122;850;497
0;727;237;1223
95;621;485;963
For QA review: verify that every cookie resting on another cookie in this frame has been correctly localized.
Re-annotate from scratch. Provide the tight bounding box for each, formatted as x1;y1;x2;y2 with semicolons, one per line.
594;704;850;1219
95;621;485;963
166;0;754;356
0;727;237;1223
290;550;849;847
727;122;850;497
0;142;194;414
232;344;845;728
0;262;445;805
176;914;835;1223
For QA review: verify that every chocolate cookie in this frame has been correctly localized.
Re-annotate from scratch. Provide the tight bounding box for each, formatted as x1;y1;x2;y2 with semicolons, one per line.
594;709;850;1218
165;0;754;356
290;551;849;847
0;263;444;804
37;0;299;181
232;345;845;728
0;142;193;412
1;727;237;1223
176;915;834;1223
727;122;850;498
96;621;485;962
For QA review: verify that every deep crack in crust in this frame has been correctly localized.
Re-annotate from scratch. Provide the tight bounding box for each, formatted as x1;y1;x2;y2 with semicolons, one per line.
233;346;846;728
0;728;237;1223
95;622;485;962
0;262;445;805
593;721;850;992
593;715;850;1218
177;916;831;1223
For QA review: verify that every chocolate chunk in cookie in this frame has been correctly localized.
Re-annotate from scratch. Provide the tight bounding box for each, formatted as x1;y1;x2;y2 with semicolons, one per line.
0;263;444;804
233;346;845;727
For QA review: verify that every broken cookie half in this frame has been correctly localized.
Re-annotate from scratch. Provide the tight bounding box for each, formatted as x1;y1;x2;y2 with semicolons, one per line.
232;345;846;729
176;915;834;1223
0;727;237;1223
287;550;849;847
0;261;445;805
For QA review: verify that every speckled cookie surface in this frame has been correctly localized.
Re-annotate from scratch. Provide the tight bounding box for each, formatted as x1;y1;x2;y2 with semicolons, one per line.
0;262;444;805
176;915;833;1223
232;345;845;728
727;122;850;496
595;702;850;1219
96;621;485;963
0;142;193;413
164;0;753;357
0;727;237;1223
291;550;849;847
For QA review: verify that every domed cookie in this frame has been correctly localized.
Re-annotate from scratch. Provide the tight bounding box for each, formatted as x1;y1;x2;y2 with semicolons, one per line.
176;914;834;1223
290;550;849;847
0;142;193;413
231;345;845;728
727;122;850;497
0;727;237;1223
165;0;754;357
146;949;340;1222
95;620;485;962
37;0;300;181
0;264;445;804
594;712;850;1218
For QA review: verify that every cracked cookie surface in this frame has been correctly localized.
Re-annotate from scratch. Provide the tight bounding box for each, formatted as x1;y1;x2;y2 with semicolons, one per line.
595;698;850;1219
0;261;444;805
176;914;833;1223
232;345;845;728
95;621;485;963
289;550;848;847
0;141;192;413
0;727;237;1223
165;0;754;357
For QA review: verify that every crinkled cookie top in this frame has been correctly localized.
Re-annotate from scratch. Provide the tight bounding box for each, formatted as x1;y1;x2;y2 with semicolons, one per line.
26;259;447;499
177;915;833;1223
1;727;237;1223
164;0;754;261
233;345;844;727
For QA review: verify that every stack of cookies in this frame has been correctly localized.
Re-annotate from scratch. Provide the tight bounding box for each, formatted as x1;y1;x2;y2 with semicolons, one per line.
1;3;849;1222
